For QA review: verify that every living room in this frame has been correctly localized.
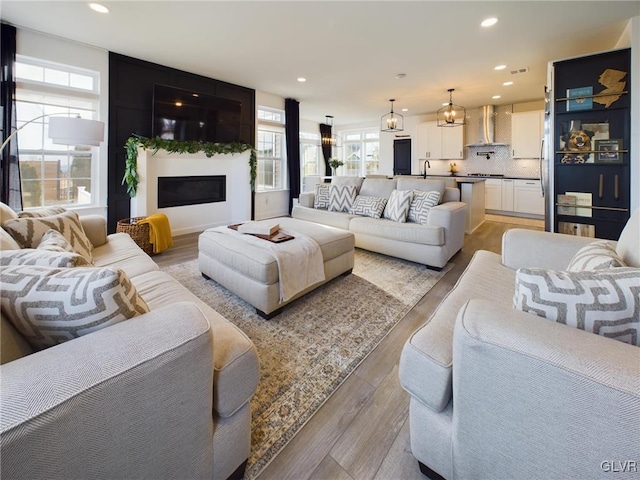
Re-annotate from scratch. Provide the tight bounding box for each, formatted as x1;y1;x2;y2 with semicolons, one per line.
1;2;639;480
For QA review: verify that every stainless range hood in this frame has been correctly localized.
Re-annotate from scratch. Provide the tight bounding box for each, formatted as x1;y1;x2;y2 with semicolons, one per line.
465;105;508;147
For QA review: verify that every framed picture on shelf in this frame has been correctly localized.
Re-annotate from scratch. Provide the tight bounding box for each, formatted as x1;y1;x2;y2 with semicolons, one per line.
594;138;623;163
558;120;609;164
566;86;593;111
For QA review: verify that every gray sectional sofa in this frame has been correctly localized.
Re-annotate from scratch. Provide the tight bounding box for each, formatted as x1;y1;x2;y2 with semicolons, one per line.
0;203;259;480
292;176;468;269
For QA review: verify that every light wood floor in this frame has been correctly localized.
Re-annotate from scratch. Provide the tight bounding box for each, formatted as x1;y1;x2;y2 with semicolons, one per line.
153;217;543;480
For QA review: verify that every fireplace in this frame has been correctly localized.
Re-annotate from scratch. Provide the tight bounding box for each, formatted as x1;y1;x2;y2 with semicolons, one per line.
157;175;226;208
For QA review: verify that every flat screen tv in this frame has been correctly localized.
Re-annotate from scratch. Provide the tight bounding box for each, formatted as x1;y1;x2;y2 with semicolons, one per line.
152;84;242;143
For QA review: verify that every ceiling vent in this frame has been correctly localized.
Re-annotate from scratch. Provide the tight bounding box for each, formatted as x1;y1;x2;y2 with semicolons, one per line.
510;67;530;75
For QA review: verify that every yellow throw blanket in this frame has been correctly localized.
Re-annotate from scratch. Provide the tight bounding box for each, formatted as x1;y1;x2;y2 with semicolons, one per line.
138;214;173;254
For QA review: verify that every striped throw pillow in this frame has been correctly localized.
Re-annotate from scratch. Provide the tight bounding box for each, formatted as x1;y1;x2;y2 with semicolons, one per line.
328;185;358;213
384;189;413;223
0;265;149;350
567;240;627;271
513;267;640;346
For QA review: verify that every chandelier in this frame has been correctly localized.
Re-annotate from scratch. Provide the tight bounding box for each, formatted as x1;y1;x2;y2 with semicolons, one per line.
380;99;404;132
320;115;342;148
437;88;466;127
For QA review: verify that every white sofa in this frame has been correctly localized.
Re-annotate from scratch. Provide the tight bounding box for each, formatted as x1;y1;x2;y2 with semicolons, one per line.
292;177;468;269
0;204;259;480
399;209;640;479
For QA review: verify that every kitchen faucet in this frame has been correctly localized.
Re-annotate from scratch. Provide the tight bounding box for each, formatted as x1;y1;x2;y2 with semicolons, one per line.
423;159;431;179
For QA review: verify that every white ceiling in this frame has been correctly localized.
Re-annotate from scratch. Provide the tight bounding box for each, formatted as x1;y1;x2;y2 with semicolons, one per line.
1;1;638;126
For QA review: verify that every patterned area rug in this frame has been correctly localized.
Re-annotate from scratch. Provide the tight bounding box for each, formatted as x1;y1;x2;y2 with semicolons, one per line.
163;249;451;479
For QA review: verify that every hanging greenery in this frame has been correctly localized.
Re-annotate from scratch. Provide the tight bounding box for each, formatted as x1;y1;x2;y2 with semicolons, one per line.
122;135;257;198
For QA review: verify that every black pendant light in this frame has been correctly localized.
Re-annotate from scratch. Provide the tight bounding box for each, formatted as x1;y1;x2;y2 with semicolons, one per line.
380;99;404;132
437;89;466;127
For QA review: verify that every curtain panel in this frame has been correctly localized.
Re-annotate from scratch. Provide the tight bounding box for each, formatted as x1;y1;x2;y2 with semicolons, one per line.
285;98;300;214
0;23;22;210
319;123;332;175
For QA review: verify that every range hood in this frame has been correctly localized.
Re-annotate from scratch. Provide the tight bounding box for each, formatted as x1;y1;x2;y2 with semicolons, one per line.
465;105;508;147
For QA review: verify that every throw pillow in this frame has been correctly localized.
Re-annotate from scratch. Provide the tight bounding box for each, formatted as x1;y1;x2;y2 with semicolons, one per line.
2;210;93;264
349;196;388;218
328;184;357;213
408;190;441;224
384;189;413;223
17;206;66;218
513;267;640;346
1;226;21;250
0;248;86;268
0;265;149;350
314;184;331;209
567;240;627;272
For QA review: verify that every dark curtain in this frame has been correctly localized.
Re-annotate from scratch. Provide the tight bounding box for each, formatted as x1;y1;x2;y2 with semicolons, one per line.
0;23;22;210
319;123;332;175
285;98;300;214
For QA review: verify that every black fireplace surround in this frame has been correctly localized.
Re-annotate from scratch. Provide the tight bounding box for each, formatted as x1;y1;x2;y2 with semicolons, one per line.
157;175;226;208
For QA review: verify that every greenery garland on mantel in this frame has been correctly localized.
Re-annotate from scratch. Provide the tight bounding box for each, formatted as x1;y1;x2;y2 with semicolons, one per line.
122;135;257;198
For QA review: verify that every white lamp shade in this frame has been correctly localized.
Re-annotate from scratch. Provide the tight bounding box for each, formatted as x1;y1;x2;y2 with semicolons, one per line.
48;117;105;146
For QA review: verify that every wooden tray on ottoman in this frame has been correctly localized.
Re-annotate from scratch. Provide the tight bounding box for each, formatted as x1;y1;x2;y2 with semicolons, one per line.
228;224;294;243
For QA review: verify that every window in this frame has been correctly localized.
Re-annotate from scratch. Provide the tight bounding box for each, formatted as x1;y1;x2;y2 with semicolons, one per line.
14;56;100;209
300;132;321;177
256;107;287;191
341;129;380;176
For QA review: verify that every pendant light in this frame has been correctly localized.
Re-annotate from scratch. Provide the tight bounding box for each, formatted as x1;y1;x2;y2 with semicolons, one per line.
380;99;404;132
320;115;342;148
437;88;466;127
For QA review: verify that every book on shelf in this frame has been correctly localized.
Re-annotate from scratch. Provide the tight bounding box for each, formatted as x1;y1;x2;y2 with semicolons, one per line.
565;191;592;218
237;221;280;236
557;194;577;216
566;86;593;111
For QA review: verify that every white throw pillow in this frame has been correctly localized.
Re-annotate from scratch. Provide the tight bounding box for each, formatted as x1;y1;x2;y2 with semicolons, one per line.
384;189;413;223
0;265;149;350
513;267;640;346
2;210;93;264
314;184;331;209
328;184;357;213
408;190;441;224
567;240;627;271
349;196;388;218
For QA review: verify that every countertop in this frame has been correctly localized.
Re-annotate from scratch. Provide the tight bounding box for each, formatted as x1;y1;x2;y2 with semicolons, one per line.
414;174;541;181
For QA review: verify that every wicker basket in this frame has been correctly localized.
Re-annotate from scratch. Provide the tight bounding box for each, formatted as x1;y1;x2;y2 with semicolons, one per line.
116;217;153;255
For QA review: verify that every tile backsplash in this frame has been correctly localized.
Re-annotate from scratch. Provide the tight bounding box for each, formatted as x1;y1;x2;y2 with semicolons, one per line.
423;105;542;179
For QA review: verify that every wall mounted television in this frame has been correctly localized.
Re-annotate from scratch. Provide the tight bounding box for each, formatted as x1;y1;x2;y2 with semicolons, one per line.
152;84;242;143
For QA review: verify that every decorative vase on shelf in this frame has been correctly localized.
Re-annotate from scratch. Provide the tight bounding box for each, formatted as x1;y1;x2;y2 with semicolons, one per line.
331;168;337;176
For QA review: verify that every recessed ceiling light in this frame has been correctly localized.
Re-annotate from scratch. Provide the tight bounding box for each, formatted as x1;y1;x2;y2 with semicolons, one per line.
492;95;501;99
89;3;109;13
494;65;507;71
503;81;514;86
396;73;407;79
297;77;306;83
481;17;498;27
442;103;449;106
401;108;408;112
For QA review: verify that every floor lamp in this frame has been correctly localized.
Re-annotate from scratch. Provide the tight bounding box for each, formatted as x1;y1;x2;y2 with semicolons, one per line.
0;114;105;154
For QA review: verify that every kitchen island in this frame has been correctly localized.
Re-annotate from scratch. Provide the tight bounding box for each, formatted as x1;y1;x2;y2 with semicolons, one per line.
454;178;486;234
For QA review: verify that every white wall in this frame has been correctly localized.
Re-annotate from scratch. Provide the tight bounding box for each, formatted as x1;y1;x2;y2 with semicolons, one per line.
16;28;109;217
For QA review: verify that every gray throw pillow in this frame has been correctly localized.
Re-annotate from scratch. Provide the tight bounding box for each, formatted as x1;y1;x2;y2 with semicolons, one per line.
408;190;441;224
513;267;640;346
314;184;331;209
328;184;357;213
567;240;627;271
384;189;413;223
349;196;388;218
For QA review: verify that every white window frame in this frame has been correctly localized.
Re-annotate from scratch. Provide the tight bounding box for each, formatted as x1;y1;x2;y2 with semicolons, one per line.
339;128;380;177
256;106;287;192
14;55;100;210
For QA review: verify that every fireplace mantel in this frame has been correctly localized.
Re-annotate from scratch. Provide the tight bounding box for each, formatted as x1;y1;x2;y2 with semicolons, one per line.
131;148;251;236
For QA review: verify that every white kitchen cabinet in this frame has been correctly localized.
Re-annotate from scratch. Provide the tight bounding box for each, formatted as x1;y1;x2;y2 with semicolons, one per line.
514;179;544;215
501;179;515;212
484;178;503;210
511;110;544;159
416;121;463;160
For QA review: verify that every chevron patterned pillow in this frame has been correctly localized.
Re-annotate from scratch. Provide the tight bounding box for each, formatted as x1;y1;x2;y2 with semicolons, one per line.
0;265;149;350
2;210;93;264
314;184;331;209
514;267;640;346
384;189;414;223
0;248;86;268
328;184;357;213
408;190;441;224
349;196;388;218
17;206;66;218
567;240;627;271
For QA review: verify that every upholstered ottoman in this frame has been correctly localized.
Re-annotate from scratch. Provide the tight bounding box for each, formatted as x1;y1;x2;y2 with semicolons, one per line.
198;217;355;319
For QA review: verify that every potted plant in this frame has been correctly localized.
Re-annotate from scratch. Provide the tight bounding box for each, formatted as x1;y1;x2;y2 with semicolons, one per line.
328;158;344;176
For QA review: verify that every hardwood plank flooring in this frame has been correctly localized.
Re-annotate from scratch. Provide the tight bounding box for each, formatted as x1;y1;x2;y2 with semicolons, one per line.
152;217;542;479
